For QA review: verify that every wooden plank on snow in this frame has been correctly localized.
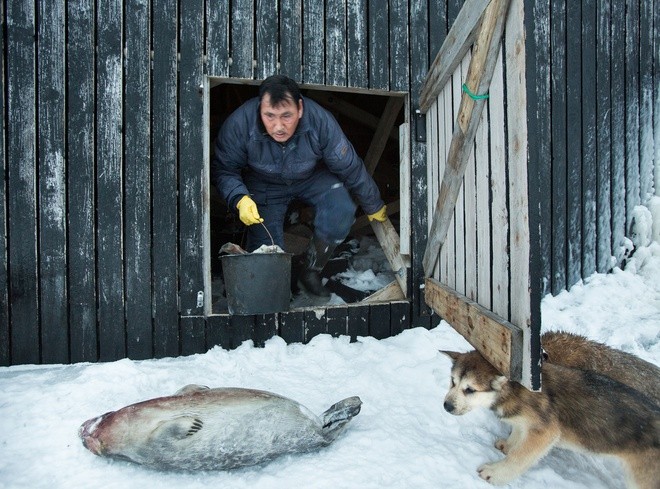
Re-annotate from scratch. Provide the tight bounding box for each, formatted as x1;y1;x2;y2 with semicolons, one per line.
425;277;523;380
370;218;407;296
419;0;490;113
423;0;511;277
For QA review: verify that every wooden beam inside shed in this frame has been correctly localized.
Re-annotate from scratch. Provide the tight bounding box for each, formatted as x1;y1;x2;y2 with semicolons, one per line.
365;96;404;175
370;218;407;297
425;277;523;381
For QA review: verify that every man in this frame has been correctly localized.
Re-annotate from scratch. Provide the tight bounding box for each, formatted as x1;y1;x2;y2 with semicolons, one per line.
212;75;387;298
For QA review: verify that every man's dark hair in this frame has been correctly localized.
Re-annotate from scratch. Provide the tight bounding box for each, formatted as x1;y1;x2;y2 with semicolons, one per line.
259;75;302;106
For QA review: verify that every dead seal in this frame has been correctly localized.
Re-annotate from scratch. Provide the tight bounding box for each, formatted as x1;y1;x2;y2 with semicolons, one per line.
79;385;362;471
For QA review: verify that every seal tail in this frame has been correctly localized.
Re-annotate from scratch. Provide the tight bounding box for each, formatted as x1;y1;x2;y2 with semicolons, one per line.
320;396;362;442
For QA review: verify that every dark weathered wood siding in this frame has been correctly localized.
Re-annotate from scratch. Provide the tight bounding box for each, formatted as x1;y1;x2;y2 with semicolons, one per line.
1;0;657;366
526;0;658;297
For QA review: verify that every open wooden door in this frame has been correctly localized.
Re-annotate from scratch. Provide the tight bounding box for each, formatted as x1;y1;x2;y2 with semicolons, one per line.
419;0;541;389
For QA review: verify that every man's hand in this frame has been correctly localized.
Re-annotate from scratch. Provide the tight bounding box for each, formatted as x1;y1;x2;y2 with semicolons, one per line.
367;205;388;222
236;195;264;226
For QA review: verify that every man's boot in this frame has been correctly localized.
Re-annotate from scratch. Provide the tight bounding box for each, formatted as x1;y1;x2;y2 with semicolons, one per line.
298;236;337;298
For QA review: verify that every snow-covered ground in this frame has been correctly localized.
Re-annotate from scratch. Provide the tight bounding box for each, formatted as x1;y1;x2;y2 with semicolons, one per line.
1;203;659;489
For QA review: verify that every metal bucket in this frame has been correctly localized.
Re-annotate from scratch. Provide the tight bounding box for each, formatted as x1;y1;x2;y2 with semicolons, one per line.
221;252;292;315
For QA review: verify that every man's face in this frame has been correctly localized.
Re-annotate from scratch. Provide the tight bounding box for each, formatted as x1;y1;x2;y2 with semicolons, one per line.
259;93;303;143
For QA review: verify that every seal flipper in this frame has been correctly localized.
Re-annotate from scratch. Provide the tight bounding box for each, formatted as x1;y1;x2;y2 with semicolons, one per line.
174;384;210;396
152;416;205;441
320;396;362;442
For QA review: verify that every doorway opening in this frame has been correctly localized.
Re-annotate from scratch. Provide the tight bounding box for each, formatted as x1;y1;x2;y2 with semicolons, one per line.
206;78;408;314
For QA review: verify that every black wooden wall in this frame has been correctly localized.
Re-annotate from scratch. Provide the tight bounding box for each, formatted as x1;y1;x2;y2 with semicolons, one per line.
526;0;658;298
1;0;448;366
2;0;656;366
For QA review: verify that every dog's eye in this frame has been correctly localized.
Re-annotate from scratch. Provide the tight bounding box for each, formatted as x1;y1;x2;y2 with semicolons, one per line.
464;387;475;394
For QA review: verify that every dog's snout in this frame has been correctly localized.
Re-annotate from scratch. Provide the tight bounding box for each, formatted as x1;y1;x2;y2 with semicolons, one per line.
443;400;454;413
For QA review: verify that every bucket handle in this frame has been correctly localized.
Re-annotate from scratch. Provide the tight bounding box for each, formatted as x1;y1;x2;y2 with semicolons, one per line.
260;221;276;247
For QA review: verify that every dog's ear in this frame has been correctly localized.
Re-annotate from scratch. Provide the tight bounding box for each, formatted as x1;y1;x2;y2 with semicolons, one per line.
439;350;462;364
491;376;508;391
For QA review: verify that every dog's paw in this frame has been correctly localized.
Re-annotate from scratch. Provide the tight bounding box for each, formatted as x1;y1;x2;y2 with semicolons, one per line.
494;439;509;454
477;461;516;485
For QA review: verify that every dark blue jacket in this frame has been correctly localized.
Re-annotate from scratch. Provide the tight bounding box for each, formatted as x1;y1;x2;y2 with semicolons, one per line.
211;96;384;214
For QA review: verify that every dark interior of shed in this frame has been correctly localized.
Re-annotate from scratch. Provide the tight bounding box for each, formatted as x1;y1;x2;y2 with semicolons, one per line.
208;82;405;309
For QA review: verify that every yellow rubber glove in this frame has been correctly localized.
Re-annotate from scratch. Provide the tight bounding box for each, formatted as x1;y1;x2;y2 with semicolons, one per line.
367;205;388;222
236;195;264;226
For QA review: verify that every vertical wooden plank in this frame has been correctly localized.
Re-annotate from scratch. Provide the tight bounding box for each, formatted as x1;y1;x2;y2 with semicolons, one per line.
409;0;433;327
610;0;626;263
181;317;206;356
390;301;409;336
7;0;39;364
280;0;303;80
368;0;388;90
38;0;68;363
96;0;125;361
256;0;278;79
327;306;348;338
229;315;254;348
253;314;278;347
439;85;451;283
152;0;179;358
638;0;654;201
231;0;254;78
347;0;368;88
428;0;448;58
304;309;327;342
654;0;660;199
464;61;478;302
566;0;582;288
206;315;231;350
506;0;536;389
390;0;409;91
426;102;438;272
475;64;491;310
206;0;229;76
125;0;152;360
303;0;324;84
489;52;508;318
526;0;552;298
581;0;597;278
280;309;305;344
326;0;347;86
624;0;640;227
595;0;612;273
399;122;411;256
67;0;97;363
369;303;390;339
179;0;205;316
550;0;567;294
347;305;369;341
0;0;9;365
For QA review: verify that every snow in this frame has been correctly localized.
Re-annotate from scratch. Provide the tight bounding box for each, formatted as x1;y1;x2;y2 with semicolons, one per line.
1;244;659;488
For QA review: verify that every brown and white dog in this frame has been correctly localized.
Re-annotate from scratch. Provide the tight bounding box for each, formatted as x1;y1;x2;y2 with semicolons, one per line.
441;332;660;488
